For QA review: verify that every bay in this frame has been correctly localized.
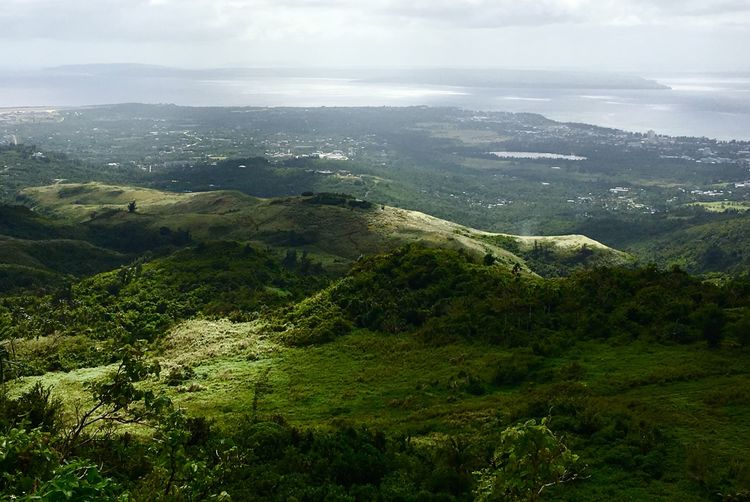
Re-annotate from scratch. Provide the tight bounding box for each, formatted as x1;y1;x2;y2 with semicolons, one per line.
0;68;748;141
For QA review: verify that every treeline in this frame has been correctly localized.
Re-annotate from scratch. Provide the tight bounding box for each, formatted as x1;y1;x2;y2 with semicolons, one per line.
0;242;327;373
567;207;750;275
283;245;750;349
0;145;116;203
5;243;749;375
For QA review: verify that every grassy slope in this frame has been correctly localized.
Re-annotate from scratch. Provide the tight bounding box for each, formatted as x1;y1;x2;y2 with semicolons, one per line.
0;204;128;291
20;182;630;275
0;236;124;276
13;323;750;501
627;214;750;274
7;244;750;500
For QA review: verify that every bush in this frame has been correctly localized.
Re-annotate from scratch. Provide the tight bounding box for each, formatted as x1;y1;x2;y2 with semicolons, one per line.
10;383;62;433
558;361;586;381
0;428;59;495
473;418;582;501
492;352;540;386
691;303;726;348
164;365;195;386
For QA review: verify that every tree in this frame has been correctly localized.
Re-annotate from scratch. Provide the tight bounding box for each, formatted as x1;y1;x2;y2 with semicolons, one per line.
127;200;137;213
61;342;165;457
282;249;298;269
0;342;23;387
726;311;750;349
691;303;726;349
473;418;583;501
0;427;122;500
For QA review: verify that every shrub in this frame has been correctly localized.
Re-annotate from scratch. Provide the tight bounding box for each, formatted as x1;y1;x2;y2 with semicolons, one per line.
492;352;540;386
11;383;62;433
164;364;195;386
558;361;586;381
473;418;582;501
691;303;726;348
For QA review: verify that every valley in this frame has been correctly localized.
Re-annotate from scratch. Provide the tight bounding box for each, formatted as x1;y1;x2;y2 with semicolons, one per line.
0;105;749;501
3;104;750;276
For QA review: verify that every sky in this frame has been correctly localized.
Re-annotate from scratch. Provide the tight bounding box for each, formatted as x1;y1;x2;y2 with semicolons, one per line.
1;0;748;72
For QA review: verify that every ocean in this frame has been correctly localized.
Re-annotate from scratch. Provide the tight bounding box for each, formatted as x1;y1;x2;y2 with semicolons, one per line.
0;68;748;141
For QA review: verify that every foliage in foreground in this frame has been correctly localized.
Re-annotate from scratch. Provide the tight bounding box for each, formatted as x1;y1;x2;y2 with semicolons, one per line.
2;245;750;500
474;418;581;502
0;344;587;501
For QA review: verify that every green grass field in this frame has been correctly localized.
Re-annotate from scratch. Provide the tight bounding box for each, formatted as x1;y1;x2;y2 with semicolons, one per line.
19;182;630;277
11;321;750;500
689;201;750;213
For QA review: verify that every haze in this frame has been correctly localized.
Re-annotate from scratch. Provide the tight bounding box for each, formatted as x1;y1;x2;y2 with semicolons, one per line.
2;0;749;72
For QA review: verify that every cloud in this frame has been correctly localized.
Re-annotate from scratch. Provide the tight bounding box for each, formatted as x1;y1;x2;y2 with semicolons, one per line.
0;0;746;71
376;0;750;28
0;0;223;41
1;0;747;45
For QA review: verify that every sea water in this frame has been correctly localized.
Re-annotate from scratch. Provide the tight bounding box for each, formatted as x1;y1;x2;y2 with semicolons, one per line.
0;69;748;141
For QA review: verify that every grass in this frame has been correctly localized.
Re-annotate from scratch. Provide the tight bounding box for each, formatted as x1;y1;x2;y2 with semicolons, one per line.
16;320;750;434
10;317;750;499
689;201;750;213
18;182;629;276
10;364;116;416
414;122;511;145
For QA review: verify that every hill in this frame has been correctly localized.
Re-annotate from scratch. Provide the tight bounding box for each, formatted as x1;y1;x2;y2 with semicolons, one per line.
629;214;750;275
0;241;327;371
568;208;750;275
19;182;630;276
6;245;750;500
0;205;131;292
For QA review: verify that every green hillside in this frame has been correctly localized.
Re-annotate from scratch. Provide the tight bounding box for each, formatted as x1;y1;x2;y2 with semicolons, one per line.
0;205;130;292
2;105;750;501
0;241;325;373
1;183;748;502
0;144;115;203
629;214;750;274
0;237;123;276
0;202;190;293
570;208;750;275
0;205;67;240
5;245;750;500
19;182;630;276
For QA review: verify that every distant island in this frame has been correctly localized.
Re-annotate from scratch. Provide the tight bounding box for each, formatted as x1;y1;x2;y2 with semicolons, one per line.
43;64;670;90
359;68;670;90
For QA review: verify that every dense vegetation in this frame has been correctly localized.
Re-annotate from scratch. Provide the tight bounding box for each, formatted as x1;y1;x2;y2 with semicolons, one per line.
0;203;197;293
0;241;326;373
2;245;750;500
0;362;580;501
6;104;750;276
0;144;116;203
2;106;750;500
284;245;750;349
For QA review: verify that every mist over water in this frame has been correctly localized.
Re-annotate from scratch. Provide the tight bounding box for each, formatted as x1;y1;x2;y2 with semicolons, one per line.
1;68;748;141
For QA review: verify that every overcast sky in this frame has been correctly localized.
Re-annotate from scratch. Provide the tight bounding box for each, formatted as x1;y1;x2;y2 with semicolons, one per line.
1;0;748;72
